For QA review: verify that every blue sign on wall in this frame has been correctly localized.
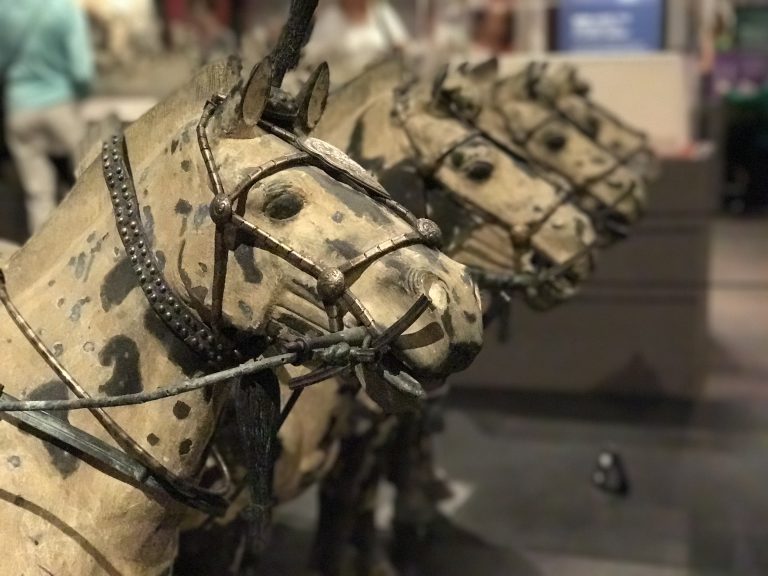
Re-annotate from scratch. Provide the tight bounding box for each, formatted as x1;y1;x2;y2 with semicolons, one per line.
558;0;665;53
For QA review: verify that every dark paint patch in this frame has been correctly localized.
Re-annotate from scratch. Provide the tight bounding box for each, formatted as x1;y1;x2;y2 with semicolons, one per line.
28;381;80;478
463;311;478;324
7;455;20;468
171;138;180;154
156;250;166;273
325;239;357;259
238;300;254;321
147;433;160;446
198;262;208;274
190;285;208;304
53;343;64;358
179;439;193;456
380;160;427;217
142;206;155;246
173;401;191;420
87;232;97;243
83;341;95;352
234;245;263;284
69;297;91;322
175;199;193;215
98;336;143;396
142;309;203;377
180;159;192;173
47;279;55;287
331;211;344;223
69;252;88;280
441;341;482;373
193;204;209;229
100;258;136;312
383;257;408;276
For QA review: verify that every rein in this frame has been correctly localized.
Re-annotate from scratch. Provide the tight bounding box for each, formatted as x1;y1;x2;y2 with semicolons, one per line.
0;91;446;518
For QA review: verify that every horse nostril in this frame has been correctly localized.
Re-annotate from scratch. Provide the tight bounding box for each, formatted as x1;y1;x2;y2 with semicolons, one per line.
466;160;494;181
585;115;601;138
544;132;567;152
607;177;627;190
410;270;449;313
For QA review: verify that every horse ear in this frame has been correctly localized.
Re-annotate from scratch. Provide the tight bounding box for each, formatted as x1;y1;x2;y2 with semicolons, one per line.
470;57;499;83
431;63;450;99
295;62;330;133
241;58;274;127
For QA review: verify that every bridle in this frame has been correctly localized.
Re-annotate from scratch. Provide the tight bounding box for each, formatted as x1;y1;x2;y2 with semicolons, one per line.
0;90;447;517
390;82;595;305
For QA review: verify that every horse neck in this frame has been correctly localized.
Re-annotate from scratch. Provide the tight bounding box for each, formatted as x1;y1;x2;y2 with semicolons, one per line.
318;87;414;174
2;121;226;482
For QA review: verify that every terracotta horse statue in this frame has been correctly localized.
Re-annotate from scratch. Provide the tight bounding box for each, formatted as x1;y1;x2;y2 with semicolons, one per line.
315;57;600;310
175;54;605;576
0;52;484;575
433;58;650;243
284;56;614;576
518;61;659;181
297;56;657;576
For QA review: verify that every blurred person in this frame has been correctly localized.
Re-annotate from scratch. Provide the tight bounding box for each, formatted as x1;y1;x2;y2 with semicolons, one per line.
0;0;94;235
417;0;471;72
304;0;409;85
470;0;516;57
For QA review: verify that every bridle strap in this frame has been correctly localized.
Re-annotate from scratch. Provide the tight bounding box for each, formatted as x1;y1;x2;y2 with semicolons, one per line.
0;390;226;515
103;135;241;367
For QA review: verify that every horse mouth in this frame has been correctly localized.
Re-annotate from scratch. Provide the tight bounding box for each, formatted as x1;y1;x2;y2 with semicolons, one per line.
362;354;442;413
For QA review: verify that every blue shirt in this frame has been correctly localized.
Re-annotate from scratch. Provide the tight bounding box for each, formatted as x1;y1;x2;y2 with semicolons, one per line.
0;0;94;114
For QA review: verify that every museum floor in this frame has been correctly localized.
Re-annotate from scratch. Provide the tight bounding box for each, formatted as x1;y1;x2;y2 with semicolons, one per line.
260;216;768;576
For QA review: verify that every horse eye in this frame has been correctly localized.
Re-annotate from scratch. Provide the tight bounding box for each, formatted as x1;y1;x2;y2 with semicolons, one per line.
263;190;304;220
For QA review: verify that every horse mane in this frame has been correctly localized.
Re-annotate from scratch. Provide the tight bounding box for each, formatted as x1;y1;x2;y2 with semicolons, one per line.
124;57;244;168
76;58;244;180
318;55;406;136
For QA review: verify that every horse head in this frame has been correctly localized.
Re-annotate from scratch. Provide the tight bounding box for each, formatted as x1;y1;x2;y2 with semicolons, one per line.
525;62;660;181
156;58;484;403
331;58;598;310
435;59;648;244
0;55;483;574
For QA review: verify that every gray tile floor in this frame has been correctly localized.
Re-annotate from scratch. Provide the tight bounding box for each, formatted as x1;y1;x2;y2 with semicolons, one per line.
263;216;768;576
